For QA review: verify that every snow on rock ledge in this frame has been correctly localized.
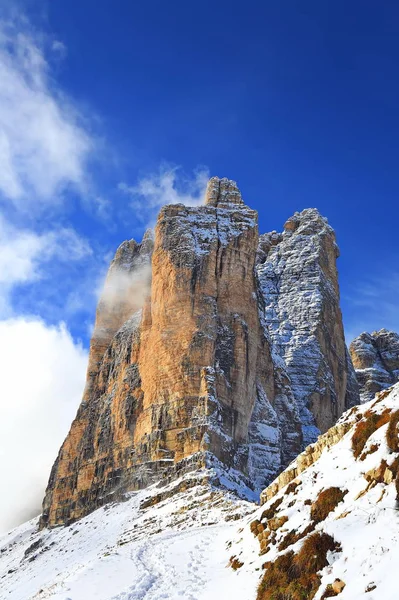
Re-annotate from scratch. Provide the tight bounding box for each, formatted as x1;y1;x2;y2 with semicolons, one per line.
350;329;399;403
229;382;399;600
257;208;359;446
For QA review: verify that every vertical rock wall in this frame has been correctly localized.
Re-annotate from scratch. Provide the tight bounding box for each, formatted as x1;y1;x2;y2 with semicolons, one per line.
256;209;359;445
136;178;262;466
40;179;356;528
41;178;302;527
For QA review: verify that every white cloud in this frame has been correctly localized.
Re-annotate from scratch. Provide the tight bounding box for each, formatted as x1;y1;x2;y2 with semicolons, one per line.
0;19;92;207
95;262;152;330
0;14;104;534
0;215;92;317
0;318;87;533
119;165;209;225
51;39;67;59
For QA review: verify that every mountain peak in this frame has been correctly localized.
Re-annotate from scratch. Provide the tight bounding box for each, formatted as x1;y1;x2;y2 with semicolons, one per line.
39;180;356;530
205;176;244;206
283;207;333;237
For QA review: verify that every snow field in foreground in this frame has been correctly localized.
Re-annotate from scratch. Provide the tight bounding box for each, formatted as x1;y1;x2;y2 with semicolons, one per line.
0;473;260;600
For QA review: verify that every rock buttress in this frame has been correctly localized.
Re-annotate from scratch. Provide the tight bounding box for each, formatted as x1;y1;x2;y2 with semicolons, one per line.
256;208;359;446
350;329;399;402
40;232;153;528
40;177;302;527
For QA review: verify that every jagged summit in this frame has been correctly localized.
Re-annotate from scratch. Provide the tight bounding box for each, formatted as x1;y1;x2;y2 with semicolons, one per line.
283;207;332;234
283;208;341;259
257;208;338;265
204;176;243;206
39;177;357;528
350;329;399;402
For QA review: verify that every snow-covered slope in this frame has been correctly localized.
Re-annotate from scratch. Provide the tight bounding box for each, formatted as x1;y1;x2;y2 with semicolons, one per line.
229;382;399;600
4;384;399;600
0;463;260;600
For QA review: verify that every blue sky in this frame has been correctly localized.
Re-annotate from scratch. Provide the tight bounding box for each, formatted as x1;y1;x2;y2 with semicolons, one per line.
2;0;399;343
1;0;399;532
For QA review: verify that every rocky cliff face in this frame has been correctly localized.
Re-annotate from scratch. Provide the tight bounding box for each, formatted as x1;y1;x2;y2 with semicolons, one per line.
350;329;399;402
256;209;359;445
40;178;356;528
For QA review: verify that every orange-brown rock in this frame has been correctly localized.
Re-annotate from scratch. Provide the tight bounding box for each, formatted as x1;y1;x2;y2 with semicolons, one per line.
84;231;153;402
40;177;303;528
40;178;357;529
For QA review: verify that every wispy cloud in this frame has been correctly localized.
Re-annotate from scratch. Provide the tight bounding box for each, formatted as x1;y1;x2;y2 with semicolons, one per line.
0;12;108;325
0;215;93;318
0;17;92;209
118;165;209;226
51;39;67;59
0;12;109;534
343;272;399;343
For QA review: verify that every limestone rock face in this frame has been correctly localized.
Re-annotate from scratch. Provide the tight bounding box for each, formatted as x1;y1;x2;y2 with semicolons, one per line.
137;175;262;465
350;329;399;402
40;179;356;528
40;178;303;528
256;208;359;445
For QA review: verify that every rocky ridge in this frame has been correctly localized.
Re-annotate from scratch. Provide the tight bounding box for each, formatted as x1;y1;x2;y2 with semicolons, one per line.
350;329;399;403
229;382;399;600
40;177;357;528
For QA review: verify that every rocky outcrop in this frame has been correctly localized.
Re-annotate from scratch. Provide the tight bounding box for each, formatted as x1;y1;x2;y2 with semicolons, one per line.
350;329;399;402
40;179;356;528
260;419;353;504
40;178;303;528
230;383;399;600
256;209;359;445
